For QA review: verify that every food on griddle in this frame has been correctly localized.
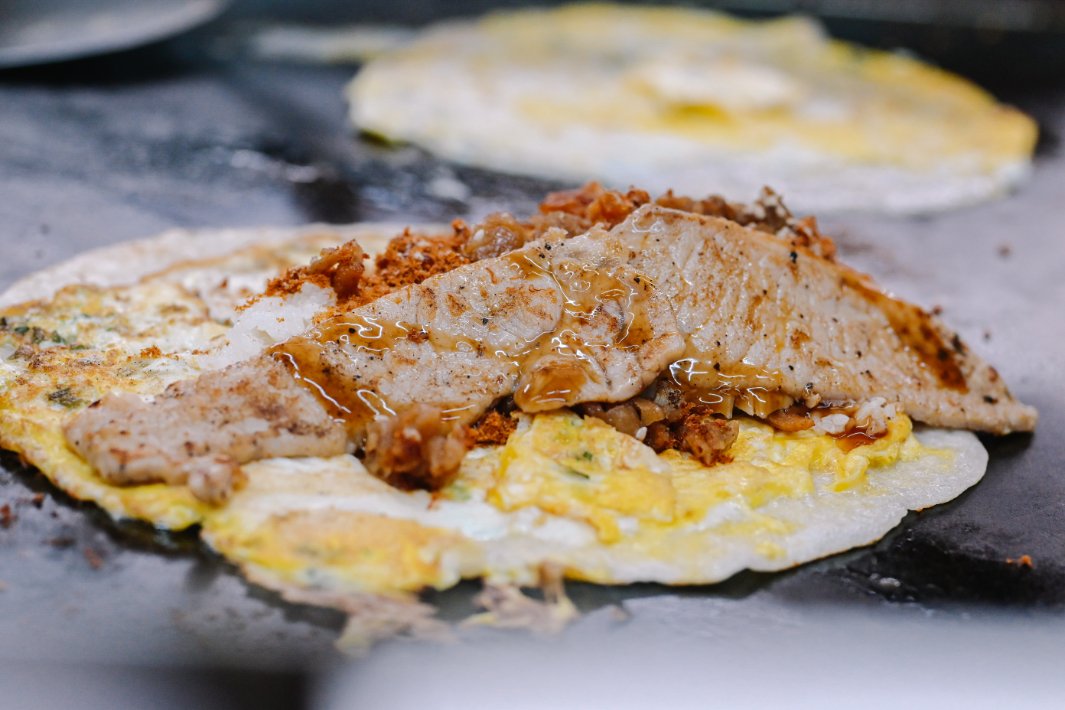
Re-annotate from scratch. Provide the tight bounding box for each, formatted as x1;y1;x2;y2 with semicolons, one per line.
0;186;1029;646
348;4;1037;213
66;186;1034;502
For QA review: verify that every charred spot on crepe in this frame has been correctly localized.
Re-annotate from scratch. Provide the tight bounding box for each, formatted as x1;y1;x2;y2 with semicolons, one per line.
61;184;1035;504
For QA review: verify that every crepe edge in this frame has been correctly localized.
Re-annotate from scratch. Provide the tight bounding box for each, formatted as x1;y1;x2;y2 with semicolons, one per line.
0;221;450;308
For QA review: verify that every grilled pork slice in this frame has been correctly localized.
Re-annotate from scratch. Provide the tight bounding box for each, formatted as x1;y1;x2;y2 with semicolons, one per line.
65;205;1035;501
67;224;687;498
66;358;348;503
620;207;1035;434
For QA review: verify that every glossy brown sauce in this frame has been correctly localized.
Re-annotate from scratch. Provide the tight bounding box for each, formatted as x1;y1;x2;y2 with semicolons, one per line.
502;245;658;410
667;355;793;419
273;238;660;431
270;224;922;451
811;404;888;451
273;311;495;436
834;428;883;452
842;272;968;392
271;338;386;437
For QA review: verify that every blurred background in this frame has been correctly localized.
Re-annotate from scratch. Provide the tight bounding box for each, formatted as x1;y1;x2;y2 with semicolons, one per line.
235;0;1065;86
4;0;1065;83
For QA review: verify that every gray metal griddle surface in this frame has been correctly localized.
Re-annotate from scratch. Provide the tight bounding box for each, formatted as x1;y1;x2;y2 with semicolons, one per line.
0;16;1063;695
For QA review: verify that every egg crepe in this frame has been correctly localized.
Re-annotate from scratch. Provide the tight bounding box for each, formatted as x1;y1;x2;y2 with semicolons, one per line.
0;207;995;645
348;4;1037;213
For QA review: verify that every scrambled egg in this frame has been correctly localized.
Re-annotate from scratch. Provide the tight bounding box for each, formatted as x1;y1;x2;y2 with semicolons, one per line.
349;4;1037;212
201;409;965;597
477;411;921;548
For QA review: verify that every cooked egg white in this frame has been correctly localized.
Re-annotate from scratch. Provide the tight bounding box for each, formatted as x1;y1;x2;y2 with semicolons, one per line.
201;410;985;595
348;4;1037;213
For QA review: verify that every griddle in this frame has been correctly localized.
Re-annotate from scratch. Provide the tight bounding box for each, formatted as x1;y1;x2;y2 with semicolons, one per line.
1;6;1064;706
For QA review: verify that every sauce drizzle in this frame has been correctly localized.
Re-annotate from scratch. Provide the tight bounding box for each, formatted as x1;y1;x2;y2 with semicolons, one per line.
273;237;664;433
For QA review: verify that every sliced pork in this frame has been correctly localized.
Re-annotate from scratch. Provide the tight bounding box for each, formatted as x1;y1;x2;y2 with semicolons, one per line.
66;204;1035;501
